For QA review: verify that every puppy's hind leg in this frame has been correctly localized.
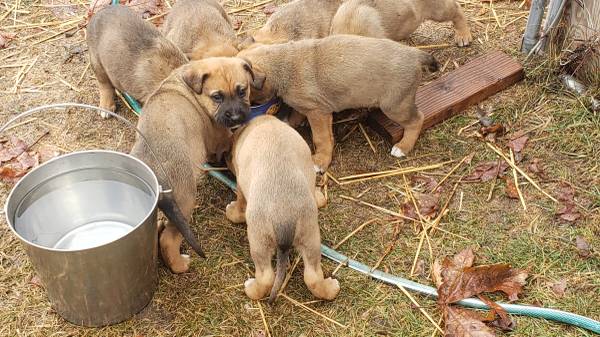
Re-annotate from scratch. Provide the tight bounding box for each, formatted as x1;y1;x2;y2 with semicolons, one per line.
305;111;334;173
226;189;247;223
298;217;340;300
90;57;116;118
245;226;276;300
381;95;424;158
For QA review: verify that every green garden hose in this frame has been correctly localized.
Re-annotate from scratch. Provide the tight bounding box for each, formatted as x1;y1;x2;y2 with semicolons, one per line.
202;163;600;334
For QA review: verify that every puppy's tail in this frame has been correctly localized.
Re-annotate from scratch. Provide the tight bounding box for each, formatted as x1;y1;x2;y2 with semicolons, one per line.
158;192;206;258
419;51;440;73
268;222;295;304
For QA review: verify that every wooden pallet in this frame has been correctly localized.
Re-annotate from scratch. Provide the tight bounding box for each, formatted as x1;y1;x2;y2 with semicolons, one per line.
367;50;524;144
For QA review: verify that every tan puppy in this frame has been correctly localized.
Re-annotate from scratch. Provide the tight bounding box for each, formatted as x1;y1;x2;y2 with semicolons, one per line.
226;115;338;303
330;0;472;47
86;5;187;118
238;35;438;172
240;0;343;47
162;0;239;60
132;57;264;273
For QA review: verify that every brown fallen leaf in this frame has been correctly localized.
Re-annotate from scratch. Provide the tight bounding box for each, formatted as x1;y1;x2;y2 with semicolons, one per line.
480;124;505;137
555;183;580;223
504;177;519;199
262;4;278;15
0;151;40;183
0;136;28;163
231;17;242;30
464;152;476;165
414;259;426;277
433;248;474;288
0;31;16;49
38;145;61;163
527;158;545;179
29;274;44;288
575;236;591;258
439;264;528;304
444;306;496;337
464;161;508;182
478;295;515;331
402;191;440;219
255;330;266;337
411;175;439;192
550;278;567;298
507;134;528;153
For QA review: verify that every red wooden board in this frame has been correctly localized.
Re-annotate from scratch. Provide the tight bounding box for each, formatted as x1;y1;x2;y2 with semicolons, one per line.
367;50;524;144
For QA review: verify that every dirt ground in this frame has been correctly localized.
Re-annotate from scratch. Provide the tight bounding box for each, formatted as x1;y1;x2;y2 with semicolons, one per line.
0;0;598;336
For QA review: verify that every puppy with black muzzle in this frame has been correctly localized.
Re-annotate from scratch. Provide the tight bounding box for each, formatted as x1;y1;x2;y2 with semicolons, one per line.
239;0;343;48
226;115;339;303
238;35;439;172
330;0;472;47
86;5;187;118
132;57;264;273
162;0;239;60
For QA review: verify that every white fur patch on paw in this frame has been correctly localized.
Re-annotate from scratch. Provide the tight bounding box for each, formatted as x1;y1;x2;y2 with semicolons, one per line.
314;164;324;173
181;254;190;259
100;111;110;119
244;278;255;288
390;146;406;158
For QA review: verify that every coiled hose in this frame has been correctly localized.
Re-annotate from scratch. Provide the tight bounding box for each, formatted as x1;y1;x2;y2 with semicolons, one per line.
203;164;600;334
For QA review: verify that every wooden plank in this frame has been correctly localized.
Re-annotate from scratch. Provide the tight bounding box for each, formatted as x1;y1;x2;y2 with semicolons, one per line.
367;50;524;144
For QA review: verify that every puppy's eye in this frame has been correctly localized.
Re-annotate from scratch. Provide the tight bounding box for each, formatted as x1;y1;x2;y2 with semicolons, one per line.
238;87;247;98
211;92;224;103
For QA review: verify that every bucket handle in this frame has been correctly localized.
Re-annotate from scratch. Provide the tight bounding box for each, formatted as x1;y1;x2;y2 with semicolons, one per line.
0;102;175;192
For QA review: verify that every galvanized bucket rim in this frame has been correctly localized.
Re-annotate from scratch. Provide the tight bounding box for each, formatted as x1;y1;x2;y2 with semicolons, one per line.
4;149;160;253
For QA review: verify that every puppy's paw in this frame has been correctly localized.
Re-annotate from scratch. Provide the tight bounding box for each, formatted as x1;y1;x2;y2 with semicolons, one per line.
313;164;324;173
244;278;266;300
321;277;340;300
312;154;331;173
169;254;191;274
390;146;406;158
454;29;472;47
99;110;111;119
315;189;327;208
225;201;246;223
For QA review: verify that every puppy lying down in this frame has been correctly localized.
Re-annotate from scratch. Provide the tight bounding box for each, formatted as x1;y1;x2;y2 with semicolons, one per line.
226;115;339;303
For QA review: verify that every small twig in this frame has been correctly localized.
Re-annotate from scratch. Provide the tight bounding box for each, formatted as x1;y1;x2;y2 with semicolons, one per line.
486;160;502;202
358;123;376;154
339;161;454;185
487;143;557;202
510;149;527;210
396;284;443;334
280;294;346;328
256;300;272;337
334;218;379;249
56;75;81;92
415;43;452;49
340;195;417;222
325;171;340;185
431;154;470;192
2;118;37;132
227;0;273;14
340;123;359;142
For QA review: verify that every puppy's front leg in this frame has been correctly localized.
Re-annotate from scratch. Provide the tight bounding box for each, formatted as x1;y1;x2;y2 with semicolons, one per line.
305;111;334;173
226;189;247;223
382;97;424;158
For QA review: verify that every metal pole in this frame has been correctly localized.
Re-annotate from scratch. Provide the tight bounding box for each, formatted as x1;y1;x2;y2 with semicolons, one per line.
522;0;548;53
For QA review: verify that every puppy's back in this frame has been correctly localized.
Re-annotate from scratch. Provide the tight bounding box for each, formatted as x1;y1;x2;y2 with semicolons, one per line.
235;116;315;223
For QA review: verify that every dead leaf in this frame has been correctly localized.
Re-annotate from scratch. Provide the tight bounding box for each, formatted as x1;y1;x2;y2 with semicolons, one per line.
527;158;545;179
480;124;505;137
29;274;44;288
0;31;16;49
575;236;591;258
231;17;242;30
504;177;519;199
17;151;40;168
401;192;440;219
478;295;515;331
433;248;474;288
414;259;425;276
432;259;444;288
444;306;496;337
550;278;567;298
411;175;439;192
555;183;580;223
254;330;266;337
507;134;528;153
439;264;528;304
38;145;61;163
0;150;40;183
464;161;508;182
262;4;278;15
0;136;28;162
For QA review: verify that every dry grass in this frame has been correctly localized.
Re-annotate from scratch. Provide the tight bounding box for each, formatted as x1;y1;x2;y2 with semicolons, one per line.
0;0;599;336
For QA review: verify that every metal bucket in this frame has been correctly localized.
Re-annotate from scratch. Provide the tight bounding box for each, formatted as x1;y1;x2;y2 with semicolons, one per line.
1;103;170;327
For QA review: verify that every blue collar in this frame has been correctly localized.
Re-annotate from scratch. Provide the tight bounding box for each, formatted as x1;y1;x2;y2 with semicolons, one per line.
246;97;281;123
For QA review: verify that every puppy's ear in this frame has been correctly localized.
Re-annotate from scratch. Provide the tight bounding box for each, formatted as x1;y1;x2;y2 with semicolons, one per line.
241;59;266;90
183;66;209;94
